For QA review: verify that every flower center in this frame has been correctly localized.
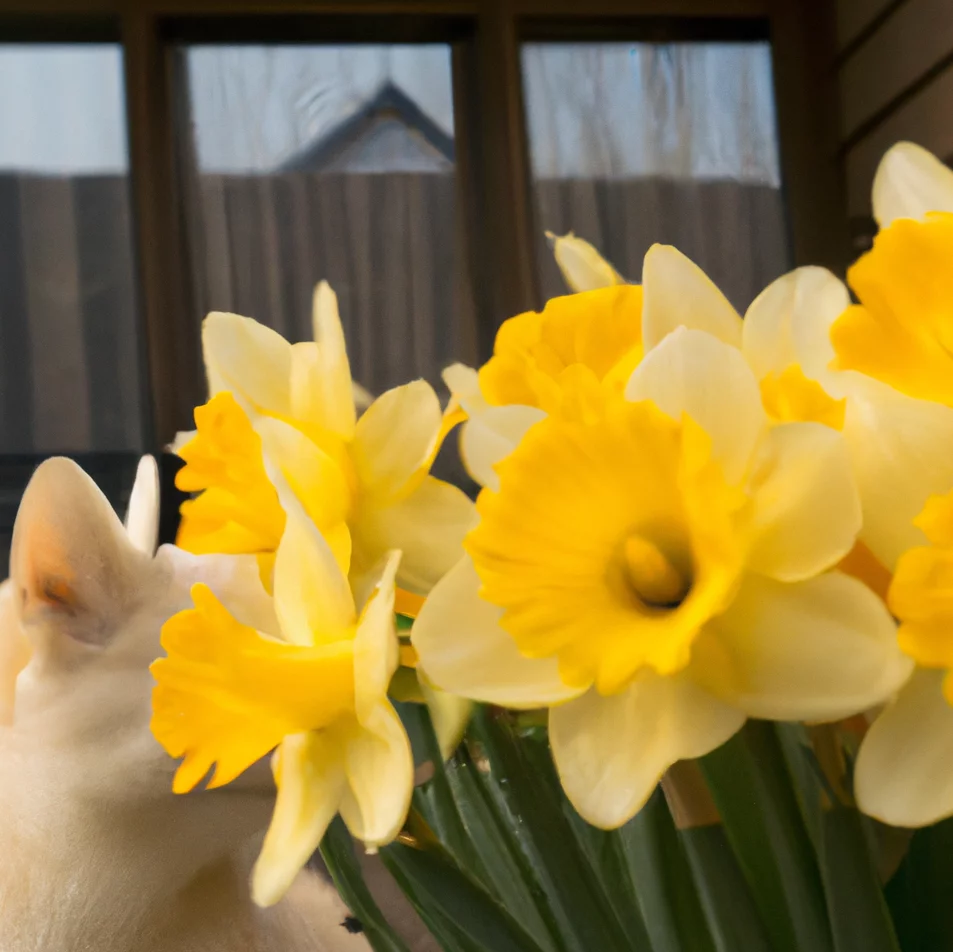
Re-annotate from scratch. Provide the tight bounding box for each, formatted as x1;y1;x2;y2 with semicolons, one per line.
622;535;691;609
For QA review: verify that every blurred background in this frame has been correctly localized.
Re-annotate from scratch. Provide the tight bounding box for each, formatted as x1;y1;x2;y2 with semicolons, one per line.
0;0;944;570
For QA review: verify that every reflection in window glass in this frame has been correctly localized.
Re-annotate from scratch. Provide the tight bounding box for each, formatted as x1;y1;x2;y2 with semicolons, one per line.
522;42;789;310
0;45;143;453
181;45;477;403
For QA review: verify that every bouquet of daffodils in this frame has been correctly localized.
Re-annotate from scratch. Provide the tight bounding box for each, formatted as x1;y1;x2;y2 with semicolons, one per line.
150;141;953;952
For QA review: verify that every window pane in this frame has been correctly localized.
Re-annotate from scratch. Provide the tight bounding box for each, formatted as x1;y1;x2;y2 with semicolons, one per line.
0;44;144;453
180;44;477;401
522;42;789;310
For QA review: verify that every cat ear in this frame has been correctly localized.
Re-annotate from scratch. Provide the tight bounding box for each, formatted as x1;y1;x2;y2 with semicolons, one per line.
11;457;149;652
124;455;160;555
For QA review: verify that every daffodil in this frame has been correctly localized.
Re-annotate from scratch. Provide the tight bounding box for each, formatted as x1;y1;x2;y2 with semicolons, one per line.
151;504;413;907
415;315;910;828
854;487;953;826
444;284;643;489
175;282;475;597
744;143;953;574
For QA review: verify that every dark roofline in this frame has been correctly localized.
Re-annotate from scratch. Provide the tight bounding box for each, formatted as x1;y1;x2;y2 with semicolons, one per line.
279;80;455;171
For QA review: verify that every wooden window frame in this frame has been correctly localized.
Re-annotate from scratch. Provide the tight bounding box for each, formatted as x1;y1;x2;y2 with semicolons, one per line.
0;0;845;460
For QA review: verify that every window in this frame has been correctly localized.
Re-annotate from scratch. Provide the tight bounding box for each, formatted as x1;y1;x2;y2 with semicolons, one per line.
178;43;477;401
0;43;144;453
521;41;789;310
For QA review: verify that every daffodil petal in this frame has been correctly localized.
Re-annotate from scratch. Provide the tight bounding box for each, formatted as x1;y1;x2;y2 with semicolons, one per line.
252;731;347;908
641;244;743;353
312;281;357;438
693;572;911;722
339;702;414;847
420;680;472;760
273;506;355;647
854;669;953;826
626;327;765;484
549;675;744;829
353;476;476;597
546;230;626;292
352;380;442;501
254;415;352;537
842;377;953;569
353;550;401;722
412;556;584;708
202;312;292;417
460;405;547;491
742;266;850;385
873;141;953;227
747;422;861;581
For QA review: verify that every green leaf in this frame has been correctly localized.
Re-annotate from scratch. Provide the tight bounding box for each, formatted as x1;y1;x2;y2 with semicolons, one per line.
679;824;774;952
381;832;550;952
885;816;953;951
699;721;834;952
818;807;901;952
319;816;412;952
443;746;562;952
617;789;718;952
468;708;644;952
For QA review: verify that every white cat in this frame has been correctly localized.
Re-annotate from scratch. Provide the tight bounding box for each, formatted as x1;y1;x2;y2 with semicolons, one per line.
0;456;371;952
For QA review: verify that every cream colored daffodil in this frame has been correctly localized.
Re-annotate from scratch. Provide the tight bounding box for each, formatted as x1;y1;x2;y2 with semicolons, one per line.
175;281;475;598
747;143;953;573
151;504;413;907
415;311;910;828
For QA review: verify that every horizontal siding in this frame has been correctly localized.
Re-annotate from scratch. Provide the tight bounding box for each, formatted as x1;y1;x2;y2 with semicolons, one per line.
845;59;953;213
840;0;953;137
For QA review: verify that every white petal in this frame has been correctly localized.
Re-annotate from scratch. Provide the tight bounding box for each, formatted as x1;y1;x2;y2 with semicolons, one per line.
412;556;583;708
550;675;744;829
124;455;159;556
546;230;625;292
353;550;401;721
742;267;850;383
352;381;442;501
273;507;354;647
339;702;414;847
252;732;346;907
352;476;477;596
626;327;765;484
461;405;547;490
202;312;292;416
873;141;953;227
442;363;485;412
747;422;861;581
841;377;953;569
694;572;912;722
855;669;953;827
641;244;742;353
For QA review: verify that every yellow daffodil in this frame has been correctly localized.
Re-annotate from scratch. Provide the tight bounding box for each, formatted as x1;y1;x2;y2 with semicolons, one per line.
805;142;953;571
175;282;475;597
151;504;413;907
415;304;910;828
444;284;643;489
